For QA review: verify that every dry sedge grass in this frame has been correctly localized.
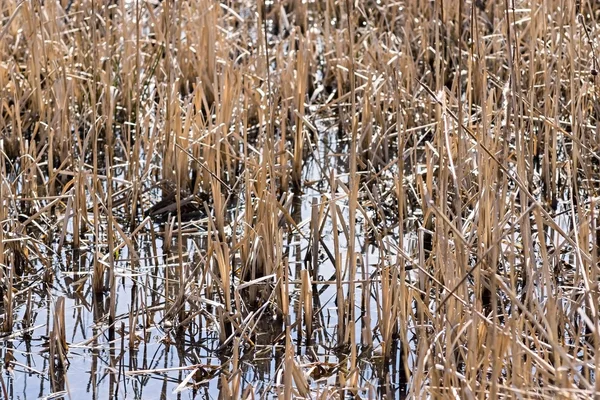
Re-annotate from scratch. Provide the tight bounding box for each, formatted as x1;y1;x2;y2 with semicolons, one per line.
2;0;600;398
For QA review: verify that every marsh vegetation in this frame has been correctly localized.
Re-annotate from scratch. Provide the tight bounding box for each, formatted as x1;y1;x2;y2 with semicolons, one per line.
2;0;600;398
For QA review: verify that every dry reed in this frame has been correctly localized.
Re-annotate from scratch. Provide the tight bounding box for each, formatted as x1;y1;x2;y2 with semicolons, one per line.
1;0;600;398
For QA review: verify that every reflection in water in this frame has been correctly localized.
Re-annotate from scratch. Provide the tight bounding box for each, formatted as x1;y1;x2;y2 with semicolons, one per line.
0;155;413;400
0;42;411;400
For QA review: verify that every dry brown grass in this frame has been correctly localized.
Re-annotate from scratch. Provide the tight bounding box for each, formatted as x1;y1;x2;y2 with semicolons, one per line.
2;0;600;398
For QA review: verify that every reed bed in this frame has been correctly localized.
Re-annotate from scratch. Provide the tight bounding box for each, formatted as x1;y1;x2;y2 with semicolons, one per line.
2;0;600;398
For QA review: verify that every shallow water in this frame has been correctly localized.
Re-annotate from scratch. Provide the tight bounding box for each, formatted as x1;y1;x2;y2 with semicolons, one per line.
0;125;411;399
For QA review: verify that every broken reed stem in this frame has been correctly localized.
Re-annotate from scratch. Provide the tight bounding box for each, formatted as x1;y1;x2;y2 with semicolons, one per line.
106;146;116;342
175;120;185;324
330;171;346;345
50;297;68;370
360;256;372;349
2;248;13;333
231;337;240;398
301;269;313;344
344;0;359;392
0;151;8;333
292;35;308;187
310;197;319;281
284;312;293;400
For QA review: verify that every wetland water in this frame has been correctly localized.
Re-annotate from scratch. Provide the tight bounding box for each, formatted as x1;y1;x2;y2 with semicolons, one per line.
1;127;409;399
